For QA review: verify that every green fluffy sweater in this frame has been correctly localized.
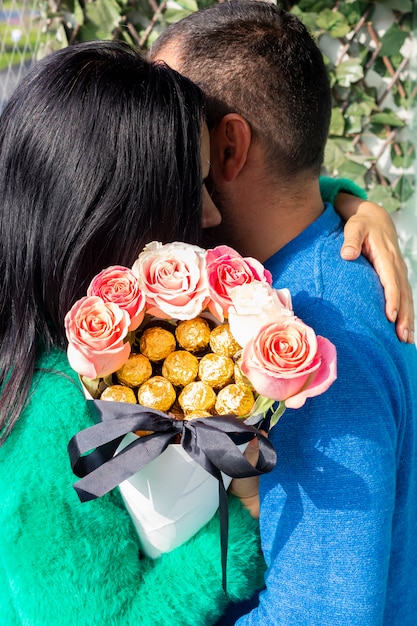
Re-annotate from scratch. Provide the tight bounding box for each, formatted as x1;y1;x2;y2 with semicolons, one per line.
0;349;265;625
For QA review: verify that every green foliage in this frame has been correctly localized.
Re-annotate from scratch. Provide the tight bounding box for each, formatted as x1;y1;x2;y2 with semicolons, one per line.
289;0;414;213
43;0;415;213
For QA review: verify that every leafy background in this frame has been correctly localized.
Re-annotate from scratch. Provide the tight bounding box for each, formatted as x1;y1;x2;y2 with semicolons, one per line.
2;0;416;314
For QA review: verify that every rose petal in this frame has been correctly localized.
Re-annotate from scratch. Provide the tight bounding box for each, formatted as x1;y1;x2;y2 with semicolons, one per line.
284;336;337;408
67;340;131;379
240;321;337;406
87;266;146;332
206;245;273;321
132;241;209;320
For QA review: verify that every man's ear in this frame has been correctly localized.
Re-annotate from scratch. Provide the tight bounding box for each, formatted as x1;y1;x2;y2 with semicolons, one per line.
211;113;252;182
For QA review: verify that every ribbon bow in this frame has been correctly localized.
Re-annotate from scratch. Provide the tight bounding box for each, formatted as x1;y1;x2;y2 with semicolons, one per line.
68;400;277;591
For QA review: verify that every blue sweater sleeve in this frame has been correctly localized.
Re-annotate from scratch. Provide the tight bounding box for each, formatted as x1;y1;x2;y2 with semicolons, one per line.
0;350;265;626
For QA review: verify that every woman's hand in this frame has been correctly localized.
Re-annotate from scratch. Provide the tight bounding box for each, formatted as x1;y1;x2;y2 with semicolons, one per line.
336;193;414;344
229;435;263;519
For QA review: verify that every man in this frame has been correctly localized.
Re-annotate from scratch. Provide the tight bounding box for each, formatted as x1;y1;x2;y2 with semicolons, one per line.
150;2;417;624
150;1;415;345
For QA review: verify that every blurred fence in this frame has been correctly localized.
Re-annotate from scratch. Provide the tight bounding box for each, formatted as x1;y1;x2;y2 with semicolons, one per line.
0;0;45;111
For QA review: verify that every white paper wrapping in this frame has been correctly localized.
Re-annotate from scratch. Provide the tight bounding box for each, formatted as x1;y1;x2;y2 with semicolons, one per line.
117;433;234;558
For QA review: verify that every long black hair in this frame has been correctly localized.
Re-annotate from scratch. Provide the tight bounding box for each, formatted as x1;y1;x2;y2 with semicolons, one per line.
0;40;205;442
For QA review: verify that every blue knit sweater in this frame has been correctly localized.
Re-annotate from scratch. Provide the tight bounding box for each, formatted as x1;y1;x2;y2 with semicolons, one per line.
234;204;417;625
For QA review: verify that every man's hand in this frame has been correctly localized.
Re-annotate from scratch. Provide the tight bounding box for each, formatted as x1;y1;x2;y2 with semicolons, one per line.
337;194;414;344
229;436;262;519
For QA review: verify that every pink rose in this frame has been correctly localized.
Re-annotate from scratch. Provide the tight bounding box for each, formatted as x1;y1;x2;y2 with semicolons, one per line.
65;296;131;379
132;241;209;320
87;265;146;331
240;318;337;409
205;245;273;321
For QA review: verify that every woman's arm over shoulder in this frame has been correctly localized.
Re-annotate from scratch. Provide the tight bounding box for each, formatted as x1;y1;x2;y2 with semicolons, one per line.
320;177;414;344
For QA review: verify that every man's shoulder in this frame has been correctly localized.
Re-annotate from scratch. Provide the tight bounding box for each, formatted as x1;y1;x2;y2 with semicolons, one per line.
272;220;383;310
318;232;383;300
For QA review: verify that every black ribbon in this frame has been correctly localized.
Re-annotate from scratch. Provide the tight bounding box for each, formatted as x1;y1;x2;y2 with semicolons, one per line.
68;400;277;592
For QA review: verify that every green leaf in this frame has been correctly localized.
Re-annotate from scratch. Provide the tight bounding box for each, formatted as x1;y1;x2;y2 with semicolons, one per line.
339;2;363;24
345;116;364;135
323;137;355;172
378;23;408;57
164;0;199;23
74;1;84;25
316;9;351;38
391;143;416;169
298;0;334;11
243;395;275;427
166;0;198;13
290;6;318;32
60;0;76;12
370;110;405;128
367;186;401;213
335;58;364;87
394;175;415;203
337;159;368;186
329;107;345;136
269;402;286;431
196;0;215;8
80;0;122;40
377;0;412;12
350;86;378;111
344;101;374;134
327;68;337;89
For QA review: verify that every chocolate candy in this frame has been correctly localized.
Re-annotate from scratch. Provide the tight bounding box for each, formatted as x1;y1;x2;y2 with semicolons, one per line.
116;353;153;387
137;376;176;412
139;326;176;362
215;383;255;417
175;317;211;353
209;323;241;357
161;350;199;387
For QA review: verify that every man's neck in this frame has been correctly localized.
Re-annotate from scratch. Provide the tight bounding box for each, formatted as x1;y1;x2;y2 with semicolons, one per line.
209;176;325;263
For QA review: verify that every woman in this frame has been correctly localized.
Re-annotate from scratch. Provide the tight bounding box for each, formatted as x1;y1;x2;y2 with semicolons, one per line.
0;41;250;626
0;41;412;625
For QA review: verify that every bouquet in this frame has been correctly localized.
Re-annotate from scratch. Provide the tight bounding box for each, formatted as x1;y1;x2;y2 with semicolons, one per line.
66;242;337;565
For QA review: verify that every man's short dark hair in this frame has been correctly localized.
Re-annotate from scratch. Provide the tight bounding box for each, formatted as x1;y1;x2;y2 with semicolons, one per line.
151;0;332;177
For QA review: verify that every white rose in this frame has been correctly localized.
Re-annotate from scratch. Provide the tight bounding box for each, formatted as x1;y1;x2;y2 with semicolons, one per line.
228;281;294;348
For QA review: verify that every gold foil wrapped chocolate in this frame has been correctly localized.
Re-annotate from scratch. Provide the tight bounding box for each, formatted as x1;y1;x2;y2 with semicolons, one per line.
198;353;234;389
140;327;176;362
175;317;211;353
209;323;242;357
162;350;199;387
234;359;254;389
178;381;217;414
101;384;137;404
215;383;255;416
137;376;176;412
116;353;152;387
184;410;212;420
95;318;256;421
